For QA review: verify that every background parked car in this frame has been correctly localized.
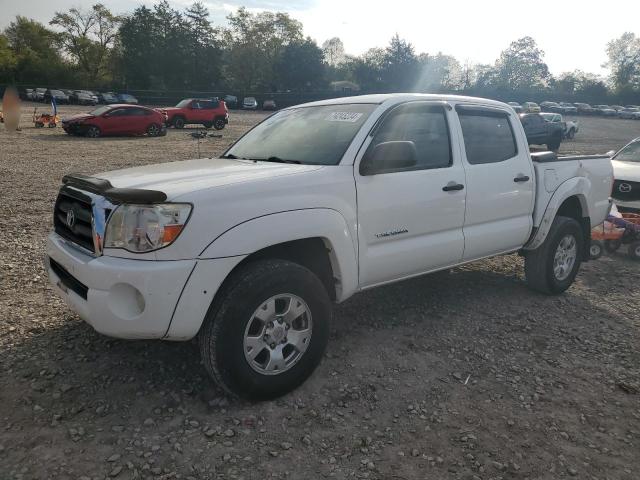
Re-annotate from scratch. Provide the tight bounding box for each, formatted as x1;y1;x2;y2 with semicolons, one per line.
223;95;238;109
262;99;277;110
507;102;523;113
70;90;97;105
21;88;35;101
519;113;564;150
559;102;578;114
98;92;118;104
594;105;617;116
242;97;258;110
540;101;564;113
540;112;579;139
574;103;595;115
609;137;640;213
44;89;69;104
117;93;138;104
619;108;640;120
159;98;228;129
521;101;541;113
34;88;47;102
62;104;167;138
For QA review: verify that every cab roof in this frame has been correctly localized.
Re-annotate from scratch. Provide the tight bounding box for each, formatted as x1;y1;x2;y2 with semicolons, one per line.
293;93;511;110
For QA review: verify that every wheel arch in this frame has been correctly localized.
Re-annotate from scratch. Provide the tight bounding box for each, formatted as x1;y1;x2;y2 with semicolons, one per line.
525;177;592;253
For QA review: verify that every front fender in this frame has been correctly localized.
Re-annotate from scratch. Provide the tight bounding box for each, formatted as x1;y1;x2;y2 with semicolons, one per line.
524;177;591;250
200;208;359;302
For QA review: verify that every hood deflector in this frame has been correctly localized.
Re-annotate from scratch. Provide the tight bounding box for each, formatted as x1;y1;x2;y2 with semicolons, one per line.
62;173;168;204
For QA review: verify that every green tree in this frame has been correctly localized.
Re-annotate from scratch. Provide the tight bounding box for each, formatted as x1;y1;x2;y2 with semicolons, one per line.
492;36;550;90
0;34;17;83
322;37;345;66
224;7;303;91
415;53;463;91
184;2;223;89
381;34;418;91
605;32;640;92
277;37;325;90
50;3;120;84
4;16;71;84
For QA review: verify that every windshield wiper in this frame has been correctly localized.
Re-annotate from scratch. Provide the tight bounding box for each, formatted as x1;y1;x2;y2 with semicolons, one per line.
253;156;302;164
220;153;241;159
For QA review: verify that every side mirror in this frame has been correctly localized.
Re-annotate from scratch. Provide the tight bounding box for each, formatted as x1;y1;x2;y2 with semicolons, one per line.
606;150;616;158
361;141;417;175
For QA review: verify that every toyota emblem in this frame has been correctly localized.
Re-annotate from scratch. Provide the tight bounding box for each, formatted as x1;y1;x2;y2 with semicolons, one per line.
618;183;632;193
66;208;76;228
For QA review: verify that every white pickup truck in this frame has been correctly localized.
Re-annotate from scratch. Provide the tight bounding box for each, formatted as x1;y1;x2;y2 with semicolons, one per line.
47;94;613;399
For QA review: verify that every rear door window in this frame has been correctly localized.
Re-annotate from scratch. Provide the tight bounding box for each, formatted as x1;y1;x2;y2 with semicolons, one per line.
458;109;517;165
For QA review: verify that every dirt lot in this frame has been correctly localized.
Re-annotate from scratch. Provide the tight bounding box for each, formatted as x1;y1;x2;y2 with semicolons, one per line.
1;103;639;480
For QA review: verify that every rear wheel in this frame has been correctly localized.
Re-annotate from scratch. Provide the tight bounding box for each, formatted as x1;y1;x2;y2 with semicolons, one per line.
213;118;226;130
199;259;331;400
202;121;213;129
525;216;583;294
146;123;161;137
589;240;604;260
627;241;640;261
173;117;185;129
546;133;562;151
85;126;101;138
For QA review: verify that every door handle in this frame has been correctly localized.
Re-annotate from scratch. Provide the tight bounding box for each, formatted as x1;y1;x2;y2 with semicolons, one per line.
442;182;464;192
514;175;530;183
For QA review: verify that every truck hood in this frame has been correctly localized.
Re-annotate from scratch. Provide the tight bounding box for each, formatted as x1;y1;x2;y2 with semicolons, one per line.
98;158;324;199
612;160;640;182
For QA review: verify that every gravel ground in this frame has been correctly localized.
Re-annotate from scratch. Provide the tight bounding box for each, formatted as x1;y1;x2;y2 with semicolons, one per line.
1;104;639;480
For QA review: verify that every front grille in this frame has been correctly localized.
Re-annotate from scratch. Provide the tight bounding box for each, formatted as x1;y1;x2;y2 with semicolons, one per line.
54;187;96;253
612;180;640;203
49;258;88;300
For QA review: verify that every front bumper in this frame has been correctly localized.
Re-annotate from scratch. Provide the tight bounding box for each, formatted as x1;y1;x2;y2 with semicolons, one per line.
47;233;245;340
615;199;640;213
47;233;195;339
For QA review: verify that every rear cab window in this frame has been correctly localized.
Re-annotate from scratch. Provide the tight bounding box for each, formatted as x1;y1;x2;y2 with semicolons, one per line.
456;106;518;165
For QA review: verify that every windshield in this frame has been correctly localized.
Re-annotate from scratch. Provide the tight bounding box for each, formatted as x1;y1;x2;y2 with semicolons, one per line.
176;99;191;108
89;106;112;116
614;141;640;163
225;104;377;165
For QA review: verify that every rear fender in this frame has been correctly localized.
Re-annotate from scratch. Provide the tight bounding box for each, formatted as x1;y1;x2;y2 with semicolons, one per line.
199;208;359;301
524;177;590;250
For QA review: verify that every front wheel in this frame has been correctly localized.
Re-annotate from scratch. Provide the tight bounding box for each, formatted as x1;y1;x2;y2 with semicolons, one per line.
85;126;101;138
199;259;331;400
173;117;185;129
213;118;226;130
524;216;583;294
146;123;161;137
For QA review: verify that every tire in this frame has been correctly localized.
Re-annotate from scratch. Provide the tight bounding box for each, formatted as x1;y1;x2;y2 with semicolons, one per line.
589;240;604;260
85;126;101;138
173;117;185;129
546;134;562;151
199;259;331;401
146;123;161;137
524;215;583;294
604;239;621;253
202;121;213;129
627;241;640;261
566;129;575;140
213;118;226;130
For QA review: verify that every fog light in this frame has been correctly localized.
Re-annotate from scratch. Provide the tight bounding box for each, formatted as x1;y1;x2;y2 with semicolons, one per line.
107;283;145;320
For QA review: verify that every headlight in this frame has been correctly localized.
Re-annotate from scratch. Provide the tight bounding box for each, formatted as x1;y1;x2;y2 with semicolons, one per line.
104;203;192;253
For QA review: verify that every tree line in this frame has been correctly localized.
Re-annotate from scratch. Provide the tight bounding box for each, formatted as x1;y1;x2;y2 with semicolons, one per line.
1;1;639;104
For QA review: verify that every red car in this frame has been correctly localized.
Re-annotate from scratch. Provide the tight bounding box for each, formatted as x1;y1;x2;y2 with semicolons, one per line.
159;98;228;130
62;104;167;138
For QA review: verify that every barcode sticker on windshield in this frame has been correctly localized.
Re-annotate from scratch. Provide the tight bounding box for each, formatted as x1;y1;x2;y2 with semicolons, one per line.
326;112;363;122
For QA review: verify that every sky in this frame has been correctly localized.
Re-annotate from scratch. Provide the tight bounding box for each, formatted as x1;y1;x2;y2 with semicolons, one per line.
1;0;637;76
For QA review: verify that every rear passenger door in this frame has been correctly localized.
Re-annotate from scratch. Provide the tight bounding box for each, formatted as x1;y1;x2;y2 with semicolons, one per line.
356;102;467;287
455;105;534;260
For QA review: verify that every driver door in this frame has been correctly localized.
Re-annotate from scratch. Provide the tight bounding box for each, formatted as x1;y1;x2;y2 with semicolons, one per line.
355;102;467;287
